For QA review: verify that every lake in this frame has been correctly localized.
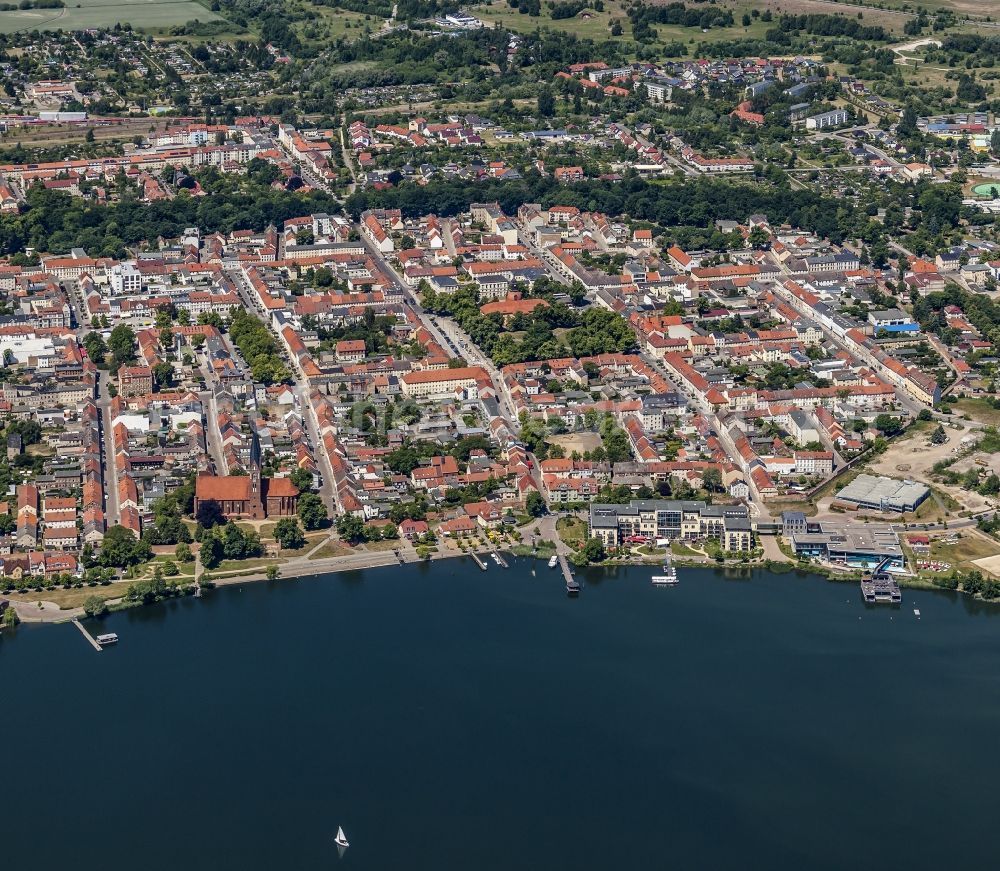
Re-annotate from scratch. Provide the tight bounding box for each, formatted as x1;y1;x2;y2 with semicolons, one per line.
4;558;1000;871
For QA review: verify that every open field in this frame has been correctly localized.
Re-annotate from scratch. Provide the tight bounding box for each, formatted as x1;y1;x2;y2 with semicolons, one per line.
0;0;222;34
556;515;587;549
972;553;1000;579
929;530;1000;576
953;398;1000;428
308;540;353;560
727;0;989;23
471;0;775;48
297;4;371;42
547;432;602;455
7;583;128;610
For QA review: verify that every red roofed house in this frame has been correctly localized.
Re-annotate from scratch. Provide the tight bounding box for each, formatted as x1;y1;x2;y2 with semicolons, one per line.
335;339;366;363
398;518;429;541
118;365;153;399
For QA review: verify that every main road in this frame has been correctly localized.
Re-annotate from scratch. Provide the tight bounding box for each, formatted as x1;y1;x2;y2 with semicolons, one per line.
227;264;340;516
198;363;229;476
61;278;122;527
97;368;120;525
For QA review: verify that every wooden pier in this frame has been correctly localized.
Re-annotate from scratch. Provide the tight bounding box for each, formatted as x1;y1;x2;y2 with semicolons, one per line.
558;555;580;594
470;551;487;571
72;619;103;652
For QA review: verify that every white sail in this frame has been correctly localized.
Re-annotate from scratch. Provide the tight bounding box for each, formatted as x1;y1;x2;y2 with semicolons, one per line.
335;826;349;847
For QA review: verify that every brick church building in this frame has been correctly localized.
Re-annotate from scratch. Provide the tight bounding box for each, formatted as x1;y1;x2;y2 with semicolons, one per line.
194;429;299;521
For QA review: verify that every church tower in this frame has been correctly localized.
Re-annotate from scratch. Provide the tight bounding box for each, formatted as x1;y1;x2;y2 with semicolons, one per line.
248;427;265;519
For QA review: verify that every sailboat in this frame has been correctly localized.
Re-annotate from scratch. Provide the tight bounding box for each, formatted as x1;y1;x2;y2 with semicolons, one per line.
334;826;350;849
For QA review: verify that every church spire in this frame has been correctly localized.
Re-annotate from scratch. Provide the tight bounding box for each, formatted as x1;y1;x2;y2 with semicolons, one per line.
248;426;264;519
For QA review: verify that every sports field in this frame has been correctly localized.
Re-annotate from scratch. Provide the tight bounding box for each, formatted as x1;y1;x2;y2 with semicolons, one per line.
0;0;221;33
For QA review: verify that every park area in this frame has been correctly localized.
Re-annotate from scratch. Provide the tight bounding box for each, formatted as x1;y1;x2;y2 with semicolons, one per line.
0;0;221;33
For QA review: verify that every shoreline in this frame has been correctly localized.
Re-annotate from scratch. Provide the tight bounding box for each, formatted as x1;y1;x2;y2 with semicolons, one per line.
3;540;962;630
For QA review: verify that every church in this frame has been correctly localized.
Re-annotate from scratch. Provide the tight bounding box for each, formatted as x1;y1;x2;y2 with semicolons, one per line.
194;429;299;521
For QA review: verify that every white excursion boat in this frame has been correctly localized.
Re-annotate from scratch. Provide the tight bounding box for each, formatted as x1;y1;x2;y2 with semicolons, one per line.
95;633;119;645
548;555;559;569
334;826;349;849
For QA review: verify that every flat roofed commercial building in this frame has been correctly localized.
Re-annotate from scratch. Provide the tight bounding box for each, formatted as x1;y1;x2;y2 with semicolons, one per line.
790;520;903;570
589;499;752;549
835;474;929;513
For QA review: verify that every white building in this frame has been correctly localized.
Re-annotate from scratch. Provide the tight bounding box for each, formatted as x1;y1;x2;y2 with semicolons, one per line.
805;109;849;130
109;263;141;296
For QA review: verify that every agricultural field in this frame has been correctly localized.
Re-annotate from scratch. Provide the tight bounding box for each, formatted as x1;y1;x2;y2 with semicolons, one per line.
727;0;988;22
470;0;775;48
0;0;221;34
294;3;373;44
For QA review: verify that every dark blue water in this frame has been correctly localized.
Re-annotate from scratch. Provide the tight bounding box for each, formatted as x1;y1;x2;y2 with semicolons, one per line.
4;559;1000;870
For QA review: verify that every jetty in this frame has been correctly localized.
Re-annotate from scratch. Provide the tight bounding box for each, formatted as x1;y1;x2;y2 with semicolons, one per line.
494;552;509;569
470;551;487;571
72;619;103;652
558;555;580;595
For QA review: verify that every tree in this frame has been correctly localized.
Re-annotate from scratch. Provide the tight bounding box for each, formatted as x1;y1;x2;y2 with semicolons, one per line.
289;467;315;493
930;424;947;445
580;537;606;563
200;535;224;569
917;408;933;421
874;414;903;436
83;331;107;365
337;513;366;543
265;564;279;581
152;362;174;389
537;86;555;118
297;492;328;530
274;517;306;549
83;596;108;617
108;324;136;366
99;525;151;568
897;103;918;137
747;226;770;249
702;467;723;493
525;491;547;517
175;542;193;563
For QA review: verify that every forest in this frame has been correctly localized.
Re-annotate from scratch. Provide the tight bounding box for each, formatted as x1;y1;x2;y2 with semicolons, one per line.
0;170;339;259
